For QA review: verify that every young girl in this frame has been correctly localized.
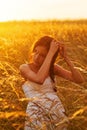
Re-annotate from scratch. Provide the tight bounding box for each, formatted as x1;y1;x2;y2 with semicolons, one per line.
20;36;84;130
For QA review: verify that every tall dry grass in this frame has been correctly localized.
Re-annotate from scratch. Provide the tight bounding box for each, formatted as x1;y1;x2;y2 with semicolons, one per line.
0;20;87;130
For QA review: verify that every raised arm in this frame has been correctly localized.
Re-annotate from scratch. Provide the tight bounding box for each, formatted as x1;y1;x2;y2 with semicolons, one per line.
19;40;59;84
54;44;85;83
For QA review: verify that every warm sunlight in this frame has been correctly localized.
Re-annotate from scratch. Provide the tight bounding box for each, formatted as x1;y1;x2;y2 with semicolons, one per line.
0;1;87;130
0;0;87;21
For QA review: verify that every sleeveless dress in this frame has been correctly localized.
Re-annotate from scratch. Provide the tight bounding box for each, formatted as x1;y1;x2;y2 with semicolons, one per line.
22;77;69;130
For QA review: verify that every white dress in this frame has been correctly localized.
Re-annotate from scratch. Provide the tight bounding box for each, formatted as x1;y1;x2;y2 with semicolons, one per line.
22;77;69;130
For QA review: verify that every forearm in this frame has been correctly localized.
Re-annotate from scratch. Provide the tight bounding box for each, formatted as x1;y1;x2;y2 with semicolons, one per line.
37;51;54;82
64;57;85;83
36;39;59;82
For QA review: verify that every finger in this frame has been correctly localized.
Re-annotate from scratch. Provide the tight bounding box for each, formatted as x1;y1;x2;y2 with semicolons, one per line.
53;40;59;47
56;41;64;50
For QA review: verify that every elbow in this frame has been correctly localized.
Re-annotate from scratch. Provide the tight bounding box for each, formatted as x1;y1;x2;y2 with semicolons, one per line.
79;78;85;83
74;77;85;84
35;73;48;84
36;78;45;84
75;81;83;84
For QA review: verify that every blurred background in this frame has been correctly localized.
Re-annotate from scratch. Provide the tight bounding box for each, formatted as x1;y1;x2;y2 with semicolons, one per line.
0;0;87;21
0;0;87;130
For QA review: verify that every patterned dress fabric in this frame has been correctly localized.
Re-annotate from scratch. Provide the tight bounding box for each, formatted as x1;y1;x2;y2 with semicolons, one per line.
22;77;69;130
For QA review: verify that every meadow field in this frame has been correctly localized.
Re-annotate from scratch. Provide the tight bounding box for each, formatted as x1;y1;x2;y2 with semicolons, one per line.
0;20;87;130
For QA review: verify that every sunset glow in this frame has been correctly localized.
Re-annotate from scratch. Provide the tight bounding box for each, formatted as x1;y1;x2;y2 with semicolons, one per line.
0;0;87;21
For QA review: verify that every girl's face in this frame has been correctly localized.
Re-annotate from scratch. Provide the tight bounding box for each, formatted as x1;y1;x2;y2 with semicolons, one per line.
33;46;48;67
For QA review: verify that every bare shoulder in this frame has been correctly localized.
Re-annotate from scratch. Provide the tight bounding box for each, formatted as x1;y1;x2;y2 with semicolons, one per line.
19;64;29;71
19;63;32;79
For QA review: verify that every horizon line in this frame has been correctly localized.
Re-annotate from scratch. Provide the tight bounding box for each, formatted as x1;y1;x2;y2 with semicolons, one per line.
0;18;87;23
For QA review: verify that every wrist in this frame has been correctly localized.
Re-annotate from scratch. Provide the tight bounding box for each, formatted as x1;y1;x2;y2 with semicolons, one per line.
48;50;55;57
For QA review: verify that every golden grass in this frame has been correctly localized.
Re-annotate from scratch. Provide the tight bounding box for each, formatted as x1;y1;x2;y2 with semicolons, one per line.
0;20;87;130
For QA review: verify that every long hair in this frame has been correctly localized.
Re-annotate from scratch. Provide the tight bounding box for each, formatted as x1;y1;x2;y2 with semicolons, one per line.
33;36;59;82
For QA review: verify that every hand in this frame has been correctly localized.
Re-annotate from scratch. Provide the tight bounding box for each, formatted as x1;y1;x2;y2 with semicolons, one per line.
49;39;59;55
59;43;68;59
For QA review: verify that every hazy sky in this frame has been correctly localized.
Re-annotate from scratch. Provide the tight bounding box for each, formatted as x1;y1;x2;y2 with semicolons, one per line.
0;0;87;21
